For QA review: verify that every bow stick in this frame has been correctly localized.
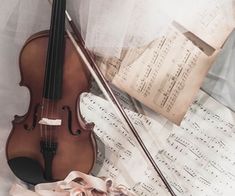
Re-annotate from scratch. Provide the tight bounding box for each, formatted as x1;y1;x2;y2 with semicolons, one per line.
64;9;176;196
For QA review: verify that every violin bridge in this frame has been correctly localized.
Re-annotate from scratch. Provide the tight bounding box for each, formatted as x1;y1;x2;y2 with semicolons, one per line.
39;118;62;126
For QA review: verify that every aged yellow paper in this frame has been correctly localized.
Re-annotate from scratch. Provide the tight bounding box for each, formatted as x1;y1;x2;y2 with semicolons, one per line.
111;26;217;124
96;3;234;124
176;0;234;49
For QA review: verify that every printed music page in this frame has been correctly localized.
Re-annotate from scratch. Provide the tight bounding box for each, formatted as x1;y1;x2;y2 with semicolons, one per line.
80;90;235;195
173;0;234;49
112;25;216;125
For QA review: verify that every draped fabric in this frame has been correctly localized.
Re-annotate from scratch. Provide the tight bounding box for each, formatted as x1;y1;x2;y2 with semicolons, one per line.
0;1;50;195
1;0;235;57
0;0;235;195
202;30;235;112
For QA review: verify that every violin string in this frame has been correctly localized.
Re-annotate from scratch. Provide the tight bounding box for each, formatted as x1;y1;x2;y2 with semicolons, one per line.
56;0;66;145
50;0;66;147
49;0;57;148
47;0;53;148
50;0;62;147
44;0;61;147
39;100;44;139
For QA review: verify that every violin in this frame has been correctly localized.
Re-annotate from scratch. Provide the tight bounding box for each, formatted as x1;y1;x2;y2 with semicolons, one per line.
5;0;176;194
6;0;96;185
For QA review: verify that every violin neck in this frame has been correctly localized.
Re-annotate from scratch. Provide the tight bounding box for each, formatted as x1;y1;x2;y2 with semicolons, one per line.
43;0;66;100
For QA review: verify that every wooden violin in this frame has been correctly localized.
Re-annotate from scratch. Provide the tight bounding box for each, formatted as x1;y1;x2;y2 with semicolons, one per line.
6;0;96;184
5;0;175;194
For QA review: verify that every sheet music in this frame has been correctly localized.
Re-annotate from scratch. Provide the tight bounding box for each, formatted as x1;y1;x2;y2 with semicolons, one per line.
80;90;235;195
112;25;216;125
175;0;234;49
152;90;235;196
95;46;148;82
158;0;234;49
80;92;170;196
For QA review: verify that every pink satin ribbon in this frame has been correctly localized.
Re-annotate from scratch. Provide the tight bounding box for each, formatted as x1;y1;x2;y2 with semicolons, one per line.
9;171;136;196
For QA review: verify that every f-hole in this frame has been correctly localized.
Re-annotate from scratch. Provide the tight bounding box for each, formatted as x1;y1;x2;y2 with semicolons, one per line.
62;106;81;135
24;103;41;131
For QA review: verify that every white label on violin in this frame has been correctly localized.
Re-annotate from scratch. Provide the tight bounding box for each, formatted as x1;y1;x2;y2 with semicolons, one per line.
39;118;62;126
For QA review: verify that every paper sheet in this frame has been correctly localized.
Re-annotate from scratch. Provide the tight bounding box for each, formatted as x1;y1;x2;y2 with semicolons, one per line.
158;0;235;49
96;0;235;125
80;93;170;196
152;90;235;195
80;90;235;196
111;25;216;125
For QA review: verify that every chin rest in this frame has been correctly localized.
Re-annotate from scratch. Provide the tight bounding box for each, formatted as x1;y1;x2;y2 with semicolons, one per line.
8;157;47;185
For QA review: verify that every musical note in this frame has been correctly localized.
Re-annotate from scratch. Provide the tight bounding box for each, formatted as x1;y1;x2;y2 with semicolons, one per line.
80;90;235;195
171;0;234;49
111;25;215;125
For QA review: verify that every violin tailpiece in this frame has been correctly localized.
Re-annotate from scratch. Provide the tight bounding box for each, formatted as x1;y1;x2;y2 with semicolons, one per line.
40;140;58;181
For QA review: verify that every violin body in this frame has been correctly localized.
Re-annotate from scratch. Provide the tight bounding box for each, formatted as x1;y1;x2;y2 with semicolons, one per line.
6;31;96;184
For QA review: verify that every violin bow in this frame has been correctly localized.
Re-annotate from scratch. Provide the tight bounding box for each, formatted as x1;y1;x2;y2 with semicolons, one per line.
64;10;176;196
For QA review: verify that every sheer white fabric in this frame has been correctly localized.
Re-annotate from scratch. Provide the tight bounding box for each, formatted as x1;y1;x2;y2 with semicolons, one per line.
1;0;235;57
74;0;235;57
0;0;50;45
0;0;235;195
83;0;171;57
202;30;235;112
0;1;50;195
